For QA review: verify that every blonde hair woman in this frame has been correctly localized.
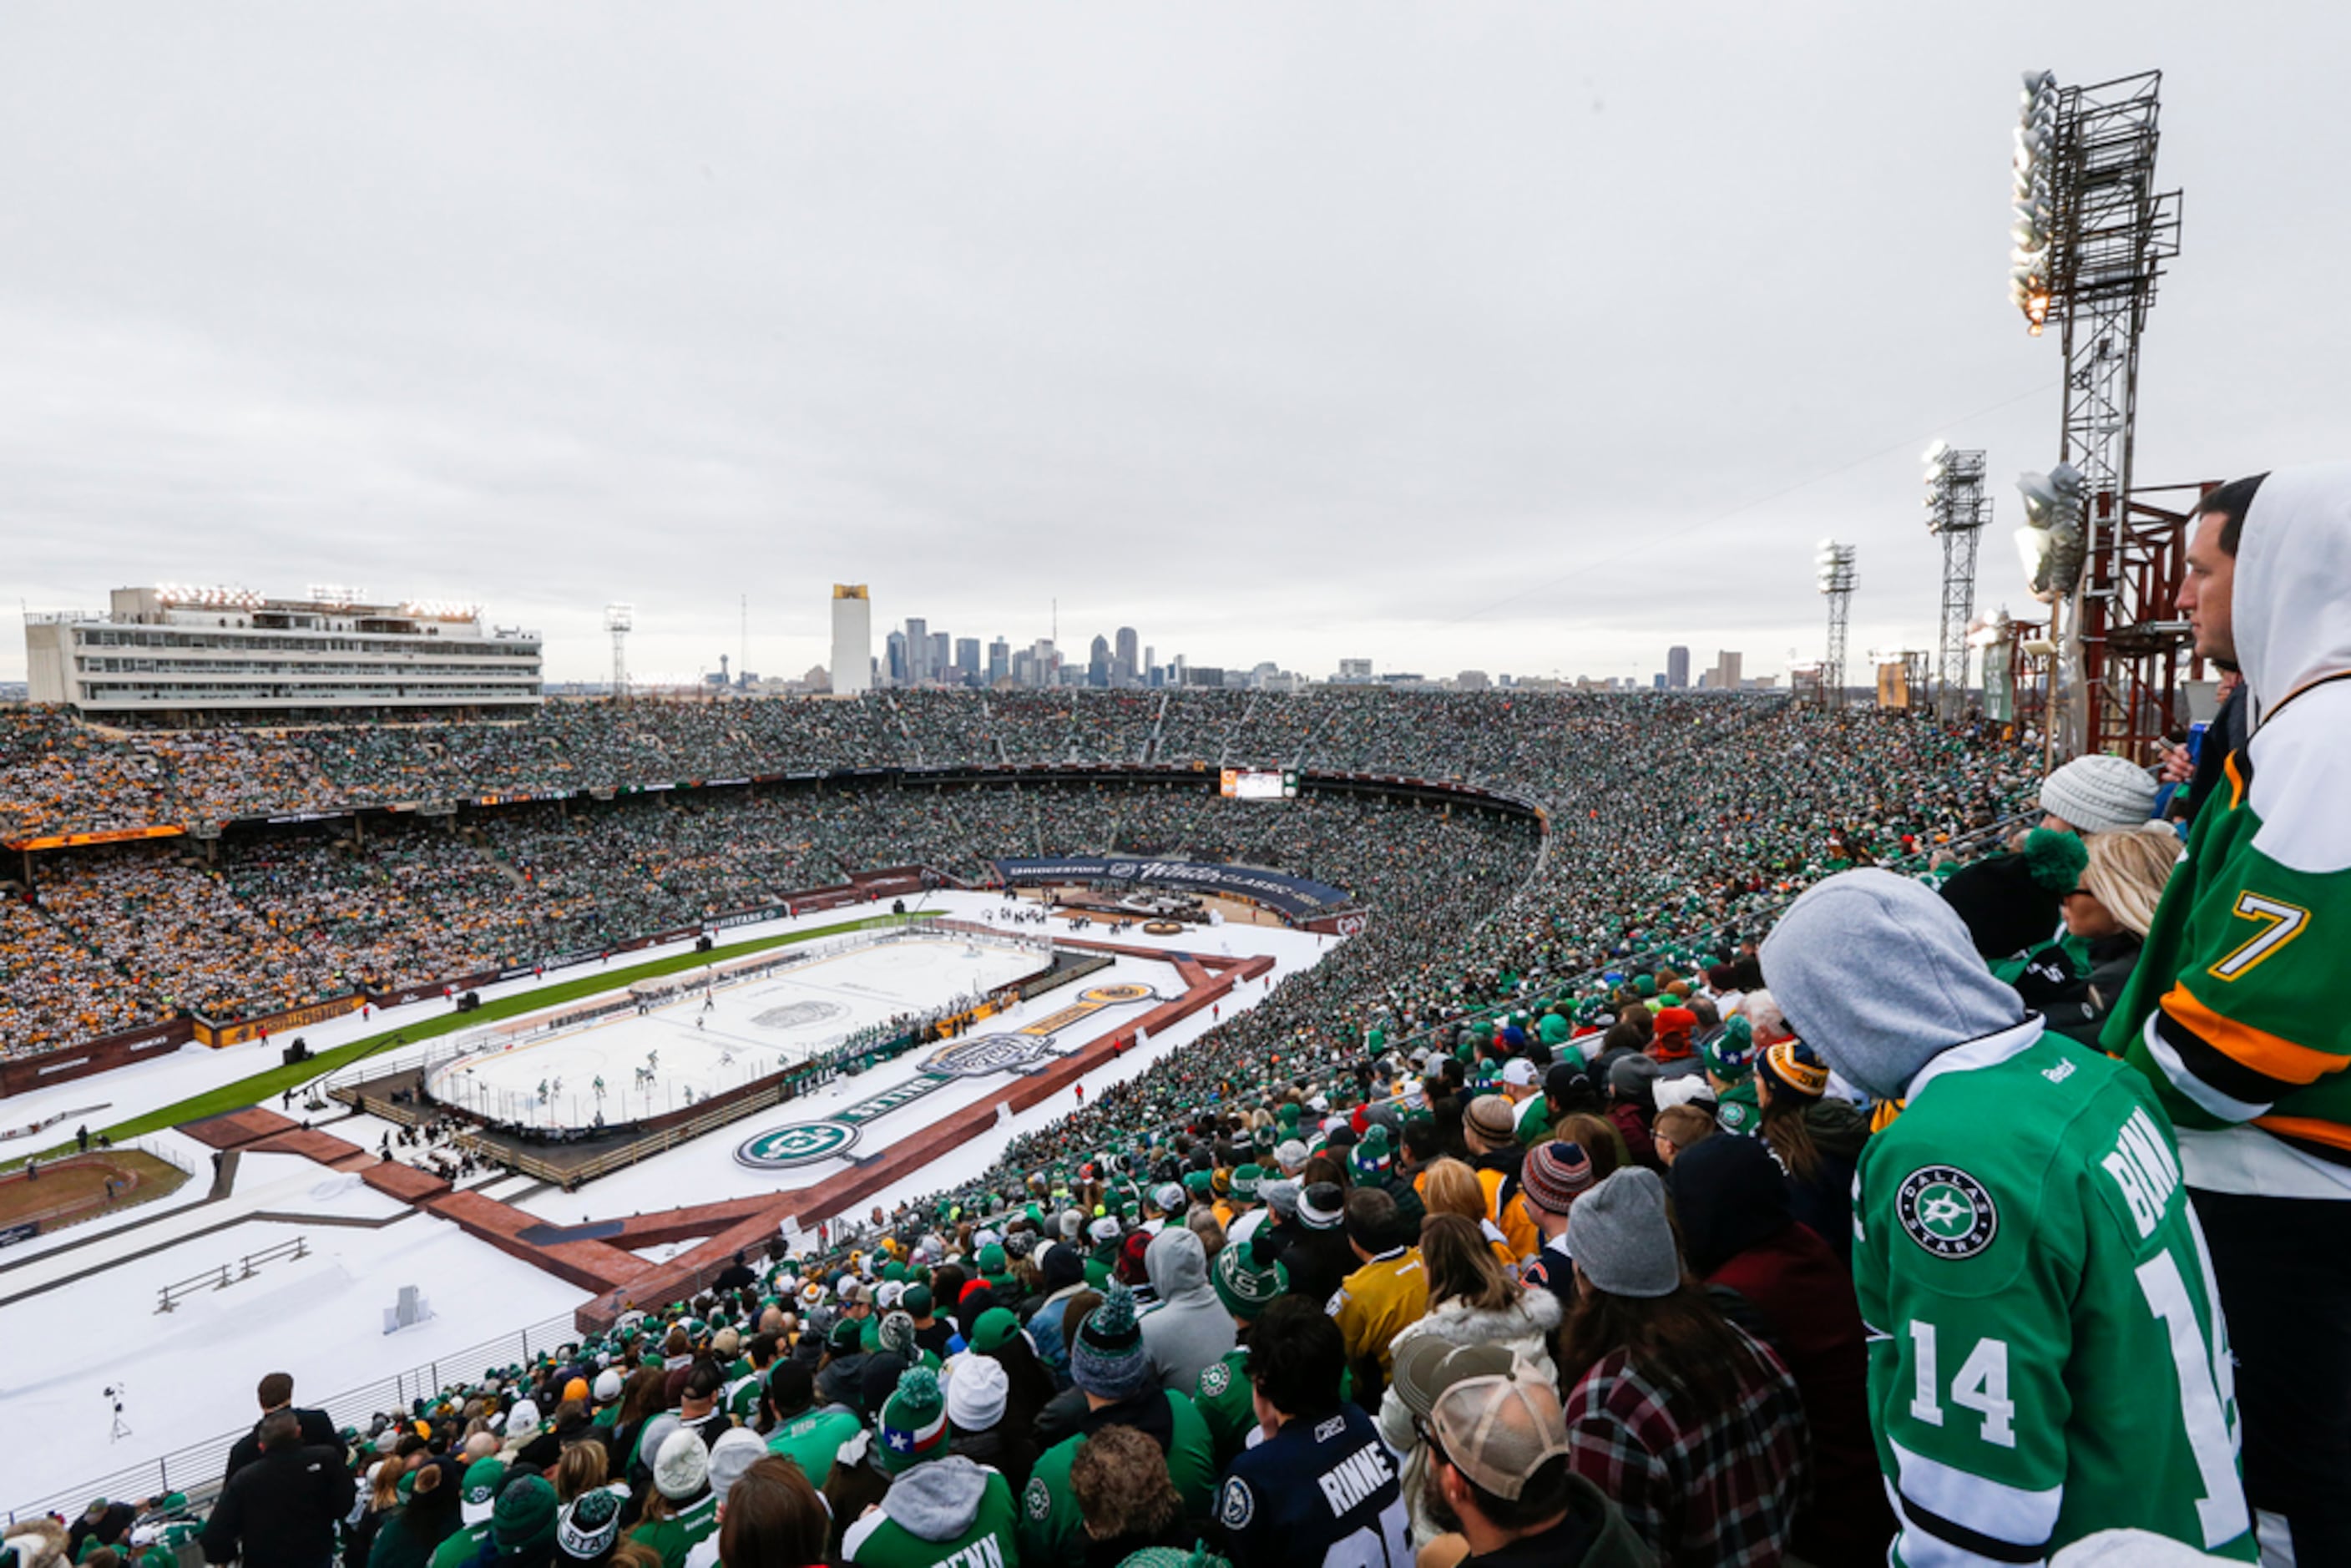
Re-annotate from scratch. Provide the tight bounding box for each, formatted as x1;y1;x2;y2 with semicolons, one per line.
1416;1157;1521;1279
2025;821;2181;1044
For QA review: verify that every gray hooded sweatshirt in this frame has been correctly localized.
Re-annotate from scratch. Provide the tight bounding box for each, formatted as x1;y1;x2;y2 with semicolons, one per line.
1138;1227;1236;1394
840;1454;996;1560
1760;868;2030;1103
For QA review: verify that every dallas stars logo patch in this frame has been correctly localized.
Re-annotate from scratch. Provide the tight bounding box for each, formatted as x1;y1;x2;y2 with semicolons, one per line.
1024;1477;1052;1521
1897;1165;1998;1259
1200;1362;1231;1398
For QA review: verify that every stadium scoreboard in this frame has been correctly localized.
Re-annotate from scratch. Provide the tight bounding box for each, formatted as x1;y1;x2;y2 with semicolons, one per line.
1220;767;1300;801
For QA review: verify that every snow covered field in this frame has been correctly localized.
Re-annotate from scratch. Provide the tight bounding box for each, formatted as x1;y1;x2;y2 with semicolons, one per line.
0;893;1344;1520
422;933;1048;1129
0;1148;583;1510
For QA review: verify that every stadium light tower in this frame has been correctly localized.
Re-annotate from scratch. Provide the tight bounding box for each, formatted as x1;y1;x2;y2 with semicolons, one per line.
1923;443;1991;723
604;603;635;699
1813;540;1858;710
2009;68;2181;760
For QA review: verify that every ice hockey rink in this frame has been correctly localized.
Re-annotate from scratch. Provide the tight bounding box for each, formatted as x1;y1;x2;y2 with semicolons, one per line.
421;931;1048;1128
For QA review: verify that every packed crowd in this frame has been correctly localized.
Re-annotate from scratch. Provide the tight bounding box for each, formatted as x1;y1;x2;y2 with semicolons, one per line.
6;688;2011;843
1;697;2029;1060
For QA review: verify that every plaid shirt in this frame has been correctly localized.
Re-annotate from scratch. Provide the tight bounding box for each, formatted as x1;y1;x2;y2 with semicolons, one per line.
1562;1325;1811;1567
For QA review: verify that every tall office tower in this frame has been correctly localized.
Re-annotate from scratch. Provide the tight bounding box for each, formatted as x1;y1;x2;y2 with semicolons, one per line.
1667;645;1691;690
830;585;872;695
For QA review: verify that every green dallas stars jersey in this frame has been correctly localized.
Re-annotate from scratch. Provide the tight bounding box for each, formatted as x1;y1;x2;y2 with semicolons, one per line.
2106;729;2351;1186
1018;1393;1215;1568
1196;1346;1356;1471
1195;1348;1258;1471
1857;1020;2254;1565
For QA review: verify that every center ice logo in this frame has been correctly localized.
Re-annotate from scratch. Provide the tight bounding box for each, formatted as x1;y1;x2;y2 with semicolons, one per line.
923;1034;1067;1079
736;1119;862;1169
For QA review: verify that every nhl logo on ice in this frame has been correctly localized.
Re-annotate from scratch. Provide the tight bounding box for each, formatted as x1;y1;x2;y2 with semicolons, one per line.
736;1119;861;1170
923;1034;1060;1079
1897;1165;1998;1259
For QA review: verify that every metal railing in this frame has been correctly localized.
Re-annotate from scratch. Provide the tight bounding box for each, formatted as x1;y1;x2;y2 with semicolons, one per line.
155;1236;308;1313
8;1309;579;1525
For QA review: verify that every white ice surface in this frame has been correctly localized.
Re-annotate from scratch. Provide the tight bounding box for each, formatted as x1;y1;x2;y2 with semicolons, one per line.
422;934;1045;1129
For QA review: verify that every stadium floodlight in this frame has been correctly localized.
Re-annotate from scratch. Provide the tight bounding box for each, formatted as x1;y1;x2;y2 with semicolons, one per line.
401;599;484;621
2009;68;2063;335
2014;463;2086;602
157;583;265;610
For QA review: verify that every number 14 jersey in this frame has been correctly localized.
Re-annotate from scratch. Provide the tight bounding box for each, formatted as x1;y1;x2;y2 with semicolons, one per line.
1854;1019;2255;1565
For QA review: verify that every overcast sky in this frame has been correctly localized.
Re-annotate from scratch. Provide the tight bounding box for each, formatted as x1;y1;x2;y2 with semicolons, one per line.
4;3;2345;686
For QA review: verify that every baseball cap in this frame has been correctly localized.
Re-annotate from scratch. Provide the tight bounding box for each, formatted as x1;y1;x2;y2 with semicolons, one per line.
461;1456;508;1525
1427;1373;1574;1502
1389;1338;1518;1424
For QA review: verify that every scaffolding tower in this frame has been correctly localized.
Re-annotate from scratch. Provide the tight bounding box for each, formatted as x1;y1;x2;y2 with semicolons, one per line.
1924;444;1991;723
1814;541;1858;710
604;603;634;699
2010;69;2182;760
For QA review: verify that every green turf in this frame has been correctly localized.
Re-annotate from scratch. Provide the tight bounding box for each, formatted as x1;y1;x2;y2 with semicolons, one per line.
3;910;936;1167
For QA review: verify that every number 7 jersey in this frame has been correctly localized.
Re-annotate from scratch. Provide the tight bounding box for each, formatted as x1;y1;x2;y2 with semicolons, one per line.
1853;1019;2255;1565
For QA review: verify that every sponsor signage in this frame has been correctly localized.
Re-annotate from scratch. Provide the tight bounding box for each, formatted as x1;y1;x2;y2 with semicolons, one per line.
198;993;367;1047
5;823;186;852
991;857;1351;919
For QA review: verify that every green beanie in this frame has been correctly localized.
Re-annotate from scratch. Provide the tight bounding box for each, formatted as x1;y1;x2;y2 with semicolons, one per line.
1231;1164;1263;1201
877;1367;948;1473
1211;1246;1285;1320
493;1475;559;1555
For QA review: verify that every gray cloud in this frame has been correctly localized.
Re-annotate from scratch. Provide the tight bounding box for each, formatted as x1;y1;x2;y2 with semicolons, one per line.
4;3;2345;685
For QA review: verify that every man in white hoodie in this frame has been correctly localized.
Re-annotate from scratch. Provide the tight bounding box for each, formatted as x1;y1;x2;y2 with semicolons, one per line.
2106;466;2351;1565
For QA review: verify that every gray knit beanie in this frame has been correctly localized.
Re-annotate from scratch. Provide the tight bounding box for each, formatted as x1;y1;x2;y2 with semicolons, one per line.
1565;1168;1681;1299
2038;753;2158;834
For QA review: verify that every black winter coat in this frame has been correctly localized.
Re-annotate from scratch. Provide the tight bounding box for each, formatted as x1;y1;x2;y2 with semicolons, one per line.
200;1444;356;1568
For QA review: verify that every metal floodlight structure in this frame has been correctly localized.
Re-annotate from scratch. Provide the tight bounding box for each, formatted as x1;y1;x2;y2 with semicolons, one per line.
1923;443;1992;722
1813;539;1858;710
604;603;635;698
2009;68;2182;762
